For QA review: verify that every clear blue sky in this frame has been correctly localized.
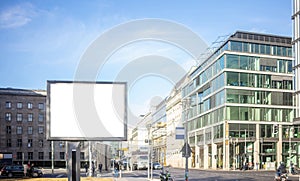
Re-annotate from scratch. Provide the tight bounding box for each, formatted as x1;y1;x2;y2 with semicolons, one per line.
0;0;292;116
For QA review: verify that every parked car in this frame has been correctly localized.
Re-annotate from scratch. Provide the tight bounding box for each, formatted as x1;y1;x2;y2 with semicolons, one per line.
30;167;43;177
150;162;162;170
0;165;43;178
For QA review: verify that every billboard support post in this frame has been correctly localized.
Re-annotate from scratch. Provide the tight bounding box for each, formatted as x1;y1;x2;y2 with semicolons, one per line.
67;142;80;181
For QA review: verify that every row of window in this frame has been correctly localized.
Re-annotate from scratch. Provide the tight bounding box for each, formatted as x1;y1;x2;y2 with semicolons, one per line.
226;106;294;122
187;107;225;131
5;113;44;122
229;41;293;57
187;105;294;132
6;126;44;135
226;54;293;73
227;89;293;106
14;152;85;160
192;124;300;143
185;54;293;98
4;102;44;110
6;139;44;148
227;72;293;90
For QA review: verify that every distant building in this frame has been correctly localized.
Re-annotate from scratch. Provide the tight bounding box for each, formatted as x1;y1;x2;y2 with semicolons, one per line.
165;75;186;167
151;99;167;166
0;88;110;168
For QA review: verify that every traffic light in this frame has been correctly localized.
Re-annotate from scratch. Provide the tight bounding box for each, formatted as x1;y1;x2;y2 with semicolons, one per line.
273;124;279;134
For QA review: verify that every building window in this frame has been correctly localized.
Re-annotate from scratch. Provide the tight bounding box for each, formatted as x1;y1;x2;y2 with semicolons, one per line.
59;141;65;148
28;113;33;122
5;101;11;109
38;114;44;122
7;139;11;147
17;152;22;160
28;127;33;134
59;152;65;159
39;140;43;147
27;102;33;109
6;126;11;134
5;113;11;121
38;103;44;110
38;127;44;134
17;139;22;147
28;152;33;160
79;141;84;148
80;152;85;160
38;152;44;160
16;126;22;134
28;139;33;147
17;113;23;122
17;102;22;109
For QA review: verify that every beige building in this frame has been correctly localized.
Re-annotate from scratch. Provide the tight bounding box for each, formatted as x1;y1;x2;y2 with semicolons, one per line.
165;78;185;167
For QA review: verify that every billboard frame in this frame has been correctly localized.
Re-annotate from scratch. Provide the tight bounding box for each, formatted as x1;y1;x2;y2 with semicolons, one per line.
46;80;127;141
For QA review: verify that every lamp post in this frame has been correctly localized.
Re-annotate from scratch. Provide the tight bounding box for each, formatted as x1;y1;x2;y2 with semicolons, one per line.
146;123;153;180
289;126;294;172
229;137;237;170
244;129;247;167
183;97;190;181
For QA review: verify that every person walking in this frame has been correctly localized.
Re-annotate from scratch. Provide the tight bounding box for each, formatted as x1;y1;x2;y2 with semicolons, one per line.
99;163;103;173
92;161;95;177
84;162;88;174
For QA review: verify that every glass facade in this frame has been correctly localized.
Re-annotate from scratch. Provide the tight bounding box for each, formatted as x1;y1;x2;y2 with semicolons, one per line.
183;31;295;170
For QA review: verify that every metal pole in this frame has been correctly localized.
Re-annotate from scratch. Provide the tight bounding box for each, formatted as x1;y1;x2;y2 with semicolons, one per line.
233;141;236;170
289;126;294;172
150;128;153;180
184;98;190;181
119;142;123;178
244;129;246;166
65;141;68;170
89;141;92;177
51;141;54;174
147;125;150;180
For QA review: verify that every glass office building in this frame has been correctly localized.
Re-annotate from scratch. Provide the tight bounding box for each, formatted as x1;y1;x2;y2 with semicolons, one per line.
293;1;300;125
182;31;296;170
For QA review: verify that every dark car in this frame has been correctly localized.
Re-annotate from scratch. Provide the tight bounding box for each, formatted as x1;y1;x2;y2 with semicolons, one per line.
30;167;43;177
0;165;43;178
150;162;162;170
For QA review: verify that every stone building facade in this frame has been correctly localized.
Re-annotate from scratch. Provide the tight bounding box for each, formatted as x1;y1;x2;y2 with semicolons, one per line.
0;88;110;168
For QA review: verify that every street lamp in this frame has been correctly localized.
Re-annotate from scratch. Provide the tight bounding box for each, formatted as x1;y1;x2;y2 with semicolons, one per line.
229;137;238;170
182;97;191;181
289;126;294;172
244;129;247;167
146;123;153;180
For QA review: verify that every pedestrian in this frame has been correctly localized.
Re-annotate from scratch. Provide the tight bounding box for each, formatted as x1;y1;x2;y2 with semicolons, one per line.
29;163;34;176
23;163;28;177
114;161;119;177
92;161;95;176
84;162;88;173
99;163;103;173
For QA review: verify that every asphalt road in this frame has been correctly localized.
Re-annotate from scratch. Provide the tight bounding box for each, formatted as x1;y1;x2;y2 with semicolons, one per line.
37;168;300;181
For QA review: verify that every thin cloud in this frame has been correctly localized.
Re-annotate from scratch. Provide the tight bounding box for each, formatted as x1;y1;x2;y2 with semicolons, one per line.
0;2;37;29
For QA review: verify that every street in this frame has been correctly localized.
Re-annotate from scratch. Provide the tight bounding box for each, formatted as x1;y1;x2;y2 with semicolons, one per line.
40;168;300;181
117;168;300;181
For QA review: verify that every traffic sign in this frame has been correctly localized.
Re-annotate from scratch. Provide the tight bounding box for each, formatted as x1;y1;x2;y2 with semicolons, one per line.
180;142;192;158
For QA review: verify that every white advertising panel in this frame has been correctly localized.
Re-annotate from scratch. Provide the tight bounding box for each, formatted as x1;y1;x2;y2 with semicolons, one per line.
47;81;127;141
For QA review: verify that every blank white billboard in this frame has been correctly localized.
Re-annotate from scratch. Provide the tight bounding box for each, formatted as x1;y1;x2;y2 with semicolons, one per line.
47;81;127;141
